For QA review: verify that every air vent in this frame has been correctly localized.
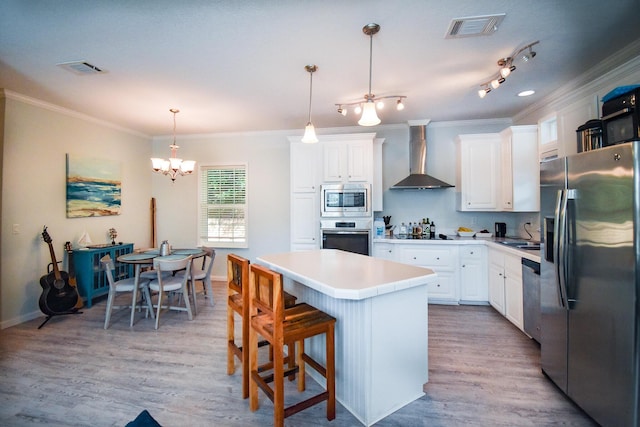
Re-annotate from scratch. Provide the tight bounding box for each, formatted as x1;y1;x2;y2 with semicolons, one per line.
445;14;506;39
57;61;105;75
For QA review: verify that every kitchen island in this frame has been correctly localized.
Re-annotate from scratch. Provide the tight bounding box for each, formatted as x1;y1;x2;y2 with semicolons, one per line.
256;249;436;427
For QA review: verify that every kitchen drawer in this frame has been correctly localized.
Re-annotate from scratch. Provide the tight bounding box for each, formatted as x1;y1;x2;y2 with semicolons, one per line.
399;246;455;268
460;245;484;259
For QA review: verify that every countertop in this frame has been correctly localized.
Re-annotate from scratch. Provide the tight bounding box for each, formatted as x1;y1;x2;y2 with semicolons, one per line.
257;249;437;300
373;235;541;263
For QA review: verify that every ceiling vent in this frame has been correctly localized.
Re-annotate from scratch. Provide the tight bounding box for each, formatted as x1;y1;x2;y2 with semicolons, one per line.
57;61;105;75
445;14;506;39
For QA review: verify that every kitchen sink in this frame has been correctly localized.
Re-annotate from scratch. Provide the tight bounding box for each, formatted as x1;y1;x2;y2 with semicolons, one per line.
499;241;541;250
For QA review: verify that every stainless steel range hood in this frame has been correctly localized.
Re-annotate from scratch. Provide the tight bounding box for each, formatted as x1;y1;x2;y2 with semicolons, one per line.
390;123;454;189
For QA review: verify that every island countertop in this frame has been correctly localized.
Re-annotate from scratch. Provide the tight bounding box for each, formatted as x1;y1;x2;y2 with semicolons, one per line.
257;249;436;300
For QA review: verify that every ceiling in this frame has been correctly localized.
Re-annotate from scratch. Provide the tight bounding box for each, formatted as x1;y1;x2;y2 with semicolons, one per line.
1;0;639;137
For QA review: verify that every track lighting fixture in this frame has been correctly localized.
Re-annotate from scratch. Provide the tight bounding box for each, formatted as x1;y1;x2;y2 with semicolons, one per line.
335;23;407;126
521;46;537;62
477;41;539;98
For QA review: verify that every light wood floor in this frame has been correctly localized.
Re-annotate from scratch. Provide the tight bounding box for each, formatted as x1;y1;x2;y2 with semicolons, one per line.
0;281;596;426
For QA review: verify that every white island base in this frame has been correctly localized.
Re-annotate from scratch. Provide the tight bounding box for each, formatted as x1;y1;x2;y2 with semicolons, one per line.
257;250;434;426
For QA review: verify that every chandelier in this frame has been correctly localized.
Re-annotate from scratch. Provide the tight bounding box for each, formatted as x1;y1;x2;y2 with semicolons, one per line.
336;23;406;126
151;108;195;182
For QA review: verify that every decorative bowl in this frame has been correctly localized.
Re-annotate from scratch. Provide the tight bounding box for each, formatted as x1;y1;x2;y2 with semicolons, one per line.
457;231;475;237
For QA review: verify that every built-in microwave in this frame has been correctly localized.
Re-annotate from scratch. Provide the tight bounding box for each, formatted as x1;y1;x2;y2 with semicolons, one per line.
320;183;370;217
602;88;640;146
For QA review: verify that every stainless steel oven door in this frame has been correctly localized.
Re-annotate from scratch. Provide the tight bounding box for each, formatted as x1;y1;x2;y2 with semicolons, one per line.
321;229;370;256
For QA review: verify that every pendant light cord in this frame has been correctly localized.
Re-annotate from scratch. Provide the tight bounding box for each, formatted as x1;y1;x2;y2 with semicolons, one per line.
367;33;373;98
307;70;313;123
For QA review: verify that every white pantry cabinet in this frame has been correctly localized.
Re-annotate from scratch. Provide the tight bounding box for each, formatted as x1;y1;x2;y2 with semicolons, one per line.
455;133;501;211
289;139;320;251
499;126;539;212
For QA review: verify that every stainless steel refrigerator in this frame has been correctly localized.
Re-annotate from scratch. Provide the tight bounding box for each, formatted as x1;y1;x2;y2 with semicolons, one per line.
540;141;640;426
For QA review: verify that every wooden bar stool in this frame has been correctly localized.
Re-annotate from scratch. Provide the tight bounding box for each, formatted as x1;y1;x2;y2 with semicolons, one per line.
248;263;336;427
227;254;297;399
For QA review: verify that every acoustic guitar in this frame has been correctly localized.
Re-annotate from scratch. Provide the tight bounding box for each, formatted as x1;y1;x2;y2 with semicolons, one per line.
39;226;79;316
65;241;84;310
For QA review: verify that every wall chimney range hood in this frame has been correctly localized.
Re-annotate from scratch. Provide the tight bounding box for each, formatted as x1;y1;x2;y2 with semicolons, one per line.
390;122;454;190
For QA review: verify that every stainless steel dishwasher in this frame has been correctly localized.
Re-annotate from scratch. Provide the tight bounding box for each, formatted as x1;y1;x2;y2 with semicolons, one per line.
522;258;541;343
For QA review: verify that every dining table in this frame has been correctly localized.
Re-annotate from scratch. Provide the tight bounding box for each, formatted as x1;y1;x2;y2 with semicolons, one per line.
117;248;206;327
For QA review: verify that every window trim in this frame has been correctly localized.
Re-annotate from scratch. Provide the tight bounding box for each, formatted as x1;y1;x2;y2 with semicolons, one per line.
197;163;248;249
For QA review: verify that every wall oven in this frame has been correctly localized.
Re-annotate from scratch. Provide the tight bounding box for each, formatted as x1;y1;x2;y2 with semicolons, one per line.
320;183;370;218
320;219;371;256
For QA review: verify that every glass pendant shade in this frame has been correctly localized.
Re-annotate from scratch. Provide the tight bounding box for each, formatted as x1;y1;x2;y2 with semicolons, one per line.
180;160;196;173
151;157;166;171
358;101;381;126
302;122;319;144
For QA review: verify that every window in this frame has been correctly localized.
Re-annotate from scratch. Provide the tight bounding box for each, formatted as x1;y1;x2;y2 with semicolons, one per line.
199;164;248;248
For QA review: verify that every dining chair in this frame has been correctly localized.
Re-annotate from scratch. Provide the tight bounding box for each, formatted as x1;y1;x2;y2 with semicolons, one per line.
248;263;336;427
227;254;297;399
176;247;216;316
148;255;193;329
100;255;154;329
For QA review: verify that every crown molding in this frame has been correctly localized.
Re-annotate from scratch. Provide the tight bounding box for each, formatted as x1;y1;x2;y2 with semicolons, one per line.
1;89;149;139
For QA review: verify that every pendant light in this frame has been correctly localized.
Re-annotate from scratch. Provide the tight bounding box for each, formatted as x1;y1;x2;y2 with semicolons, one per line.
335;23;406;126
151;108;196;182
301;65;319;143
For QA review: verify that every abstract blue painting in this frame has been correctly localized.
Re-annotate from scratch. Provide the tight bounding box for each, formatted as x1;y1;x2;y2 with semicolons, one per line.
66;154;122;218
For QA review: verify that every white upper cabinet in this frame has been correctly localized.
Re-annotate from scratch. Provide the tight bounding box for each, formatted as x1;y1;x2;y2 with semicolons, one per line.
456;133;501;211
457;127;539;212
322;139;373;183
500;125;539;212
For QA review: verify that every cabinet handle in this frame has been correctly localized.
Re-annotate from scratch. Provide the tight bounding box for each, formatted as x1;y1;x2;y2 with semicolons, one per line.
413;256;417;260
462;264;466;268
436;257;440;260
388;250;392;253
470;251;474;255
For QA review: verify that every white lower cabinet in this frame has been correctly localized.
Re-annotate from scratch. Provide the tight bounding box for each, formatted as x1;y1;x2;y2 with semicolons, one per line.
396;245;459;304
372;241;491;305
459;245;488;304
488;246;524;331
371;241;394;260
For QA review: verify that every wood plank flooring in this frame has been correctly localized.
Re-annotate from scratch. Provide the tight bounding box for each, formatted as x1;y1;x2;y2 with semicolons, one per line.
0;282;596;426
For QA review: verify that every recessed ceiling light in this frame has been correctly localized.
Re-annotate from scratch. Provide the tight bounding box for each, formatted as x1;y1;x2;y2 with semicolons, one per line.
518;90;535;97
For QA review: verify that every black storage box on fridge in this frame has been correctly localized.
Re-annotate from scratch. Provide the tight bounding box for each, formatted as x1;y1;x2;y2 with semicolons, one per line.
602;86;640;146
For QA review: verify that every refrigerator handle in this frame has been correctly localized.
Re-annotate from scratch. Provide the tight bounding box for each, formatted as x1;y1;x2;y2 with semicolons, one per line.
554;189;569;308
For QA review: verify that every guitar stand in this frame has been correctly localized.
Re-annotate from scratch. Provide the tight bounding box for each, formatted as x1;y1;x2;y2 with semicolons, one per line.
38;308;83;329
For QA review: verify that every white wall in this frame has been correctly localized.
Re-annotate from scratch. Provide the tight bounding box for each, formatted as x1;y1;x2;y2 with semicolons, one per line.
1;92;152;328
150;130;293;279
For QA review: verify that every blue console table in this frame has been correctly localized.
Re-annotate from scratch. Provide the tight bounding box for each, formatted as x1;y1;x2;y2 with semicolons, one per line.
73;243;134;308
